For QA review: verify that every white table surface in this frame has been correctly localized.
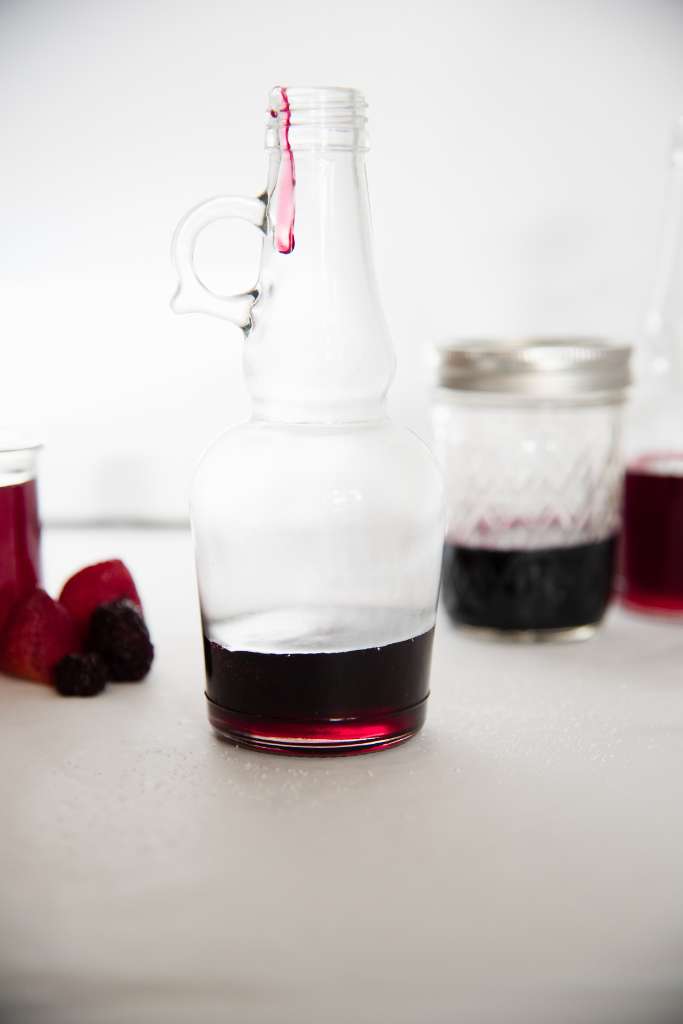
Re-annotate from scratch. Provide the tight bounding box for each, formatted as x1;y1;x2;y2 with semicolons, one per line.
1;527;682;1024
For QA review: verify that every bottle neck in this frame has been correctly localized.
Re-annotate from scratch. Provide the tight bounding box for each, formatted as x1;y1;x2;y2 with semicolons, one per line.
245;94;395;424
642;125;683;388
266;147;377;309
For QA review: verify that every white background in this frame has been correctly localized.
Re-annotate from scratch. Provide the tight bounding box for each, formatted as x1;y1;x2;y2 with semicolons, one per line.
2;0;683;522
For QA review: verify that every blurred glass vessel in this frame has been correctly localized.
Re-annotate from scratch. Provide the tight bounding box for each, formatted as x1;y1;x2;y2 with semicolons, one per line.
0;438;42;636
620;119;683;616
171;86;444;754
432;339;631;642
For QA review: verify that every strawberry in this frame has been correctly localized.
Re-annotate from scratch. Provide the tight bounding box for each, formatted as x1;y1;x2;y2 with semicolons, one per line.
0;589;80;684
59;560;141;637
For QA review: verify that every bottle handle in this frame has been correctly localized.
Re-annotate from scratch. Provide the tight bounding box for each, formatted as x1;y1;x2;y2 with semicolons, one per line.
170;193;268;329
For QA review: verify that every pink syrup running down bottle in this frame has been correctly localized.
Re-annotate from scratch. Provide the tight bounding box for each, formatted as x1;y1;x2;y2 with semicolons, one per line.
620;118;683;617
171;87;445;754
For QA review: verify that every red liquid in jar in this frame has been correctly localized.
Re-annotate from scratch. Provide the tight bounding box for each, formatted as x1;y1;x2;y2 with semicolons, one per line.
203;628;434;756
620;453;683;614
0;479;41;634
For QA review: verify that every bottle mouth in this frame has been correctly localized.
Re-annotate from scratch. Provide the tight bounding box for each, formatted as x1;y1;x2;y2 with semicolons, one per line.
266;86;368;150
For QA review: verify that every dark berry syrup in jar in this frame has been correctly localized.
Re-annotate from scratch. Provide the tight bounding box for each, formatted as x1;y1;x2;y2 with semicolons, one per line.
442;535;617;638
0;479;41;635
620;453;683;615
203;615;434;756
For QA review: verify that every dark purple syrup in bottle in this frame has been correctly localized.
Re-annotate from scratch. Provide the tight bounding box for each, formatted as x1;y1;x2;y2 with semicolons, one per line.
620;454;683;615
203;628;434;756
442;537;617;634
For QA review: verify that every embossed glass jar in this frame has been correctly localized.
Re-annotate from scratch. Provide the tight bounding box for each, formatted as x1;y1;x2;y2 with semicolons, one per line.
432;340;631;641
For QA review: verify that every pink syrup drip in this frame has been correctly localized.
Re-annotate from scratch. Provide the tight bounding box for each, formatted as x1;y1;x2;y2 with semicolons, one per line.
272;87;296;254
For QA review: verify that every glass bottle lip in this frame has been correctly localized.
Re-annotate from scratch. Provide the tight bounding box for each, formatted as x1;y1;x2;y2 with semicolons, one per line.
0;434;41;487
0;432;43;454
265;85;368;151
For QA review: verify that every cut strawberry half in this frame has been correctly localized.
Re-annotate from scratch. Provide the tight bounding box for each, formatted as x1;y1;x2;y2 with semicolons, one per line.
59;560;142;637
0;588;80;684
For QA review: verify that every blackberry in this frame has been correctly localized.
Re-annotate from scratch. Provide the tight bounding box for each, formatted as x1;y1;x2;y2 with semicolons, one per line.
87;599;154;681
54;652;107;697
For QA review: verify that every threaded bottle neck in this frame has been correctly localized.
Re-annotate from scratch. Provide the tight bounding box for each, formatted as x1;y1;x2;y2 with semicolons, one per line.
265;86;369;152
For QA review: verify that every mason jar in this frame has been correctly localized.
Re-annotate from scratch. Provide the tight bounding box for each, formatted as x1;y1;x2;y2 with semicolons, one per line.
432;339;631;641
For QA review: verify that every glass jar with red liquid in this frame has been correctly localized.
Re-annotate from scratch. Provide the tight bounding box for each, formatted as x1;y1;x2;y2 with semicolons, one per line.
433;340;631;642
0;438;42;636
171;87;445;754
620;120;683;617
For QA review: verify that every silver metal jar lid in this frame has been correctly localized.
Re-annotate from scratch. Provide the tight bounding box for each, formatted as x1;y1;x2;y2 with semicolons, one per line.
435;338;632;397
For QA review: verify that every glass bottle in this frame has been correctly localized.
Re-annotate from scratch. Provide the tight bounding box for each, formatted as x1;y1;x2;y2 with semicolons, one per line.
0;437;42;636
620;118;683;616
171;87;444;754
